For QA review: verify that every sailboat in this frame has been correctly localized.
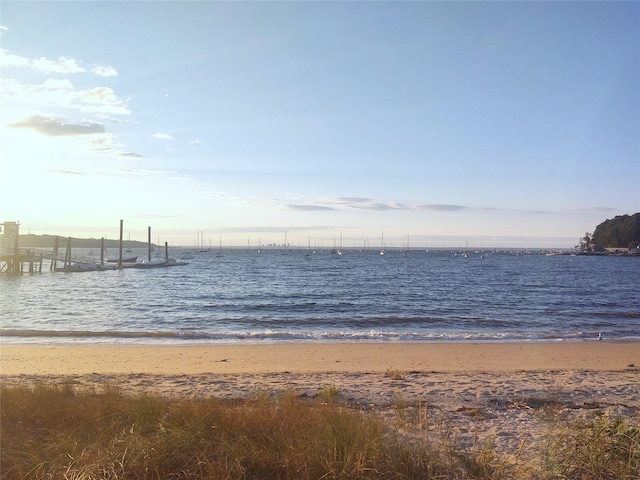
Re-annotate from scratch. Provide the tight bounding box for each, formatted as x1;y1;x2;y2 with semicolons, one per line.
402;234;410;256
305;235;312;258
216;237;223;257
199;230;209;252
379;231;385;256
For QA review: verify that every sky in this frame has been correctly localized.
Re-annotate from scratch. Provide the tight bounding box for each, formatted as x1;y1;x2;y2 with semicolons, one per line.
1;1;638;249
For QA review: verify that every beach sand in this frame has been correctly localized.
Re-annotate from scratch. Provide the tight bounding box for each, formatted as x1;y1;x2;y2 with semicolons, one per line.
2;342;638;375
2;342;639;454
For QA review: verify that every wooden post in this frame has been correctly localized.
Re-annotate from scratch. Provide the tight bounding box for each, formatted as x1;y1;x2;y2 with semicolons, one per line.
65;237;72;270
13;236;19;274
118;219;123;269
51;236;59;271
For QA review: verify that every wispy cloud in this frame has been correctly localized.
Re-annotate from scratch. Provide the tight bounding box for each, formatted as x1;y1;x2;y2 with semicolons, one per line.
0;49;117;77
117;167;176;177
10;115;105;136
119;152;144;158
48;169;87;176
2;78;130;115
325;196;376;205
320;196;406;211
283;204;335;211
417;204;468;212
91;65;118;77
349;202;406;211
152;132;173;140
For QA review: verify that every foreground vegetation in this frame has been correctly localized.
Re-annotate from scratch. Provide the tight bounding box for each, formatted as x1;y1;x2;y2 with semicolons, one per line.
1;384;639;479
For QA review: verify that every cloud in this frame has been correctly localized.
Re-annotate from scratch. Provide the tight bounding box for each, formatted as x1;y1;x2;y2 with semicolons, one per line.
152;132;173;140
2;78;130;115
417;204;468;211
283;204;336;211
48;169;87;176
91;65;118;77
10;115;105;136
0;48;117;77
349;202;407;211
119;152;144;158
326;196;376;205
318;196;406;211
117;167;176;177
78;87;126;110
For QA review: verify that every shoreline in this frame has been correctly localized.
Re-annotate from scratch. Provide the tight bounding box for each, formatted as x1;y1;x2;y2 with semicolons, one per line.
1;341;638;376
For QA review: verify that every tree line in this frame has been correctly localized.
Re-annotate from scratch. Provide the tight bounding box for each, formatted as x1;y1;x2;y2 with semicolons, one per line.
582;213;640;249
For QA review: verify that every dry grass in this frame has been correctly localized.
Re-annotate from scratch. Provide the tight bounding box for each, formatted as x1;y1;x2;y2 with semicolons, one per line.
1;383;638;479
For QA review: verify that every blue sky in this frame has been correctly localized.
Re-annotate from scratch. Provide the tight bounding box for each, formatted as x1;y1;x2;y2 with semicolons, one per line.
1;1;638;248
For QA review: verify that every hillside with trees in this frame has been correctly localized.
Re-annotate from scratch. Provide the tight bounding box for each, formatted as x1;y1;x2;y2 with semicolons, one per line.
590;213;640;249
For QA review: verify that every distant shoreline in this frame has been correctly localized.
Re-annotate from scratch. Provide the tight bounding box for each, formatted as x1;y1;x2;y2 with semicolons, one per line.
8;235;640;255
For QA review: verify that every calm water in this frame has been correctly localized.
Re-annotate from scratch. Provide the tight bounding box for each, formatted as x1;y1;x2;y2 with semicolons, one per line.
1;249;639;344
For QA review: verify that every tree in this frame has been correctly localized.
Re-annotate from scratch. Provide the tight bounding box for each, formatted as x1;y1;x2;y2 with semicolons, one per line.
579;232;591;251
591;213;640;248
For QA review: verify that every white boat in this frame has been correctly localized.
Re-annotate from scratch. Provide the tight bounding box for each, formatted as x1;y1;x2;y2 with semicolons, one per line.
106;254;137;263
133;258;168;269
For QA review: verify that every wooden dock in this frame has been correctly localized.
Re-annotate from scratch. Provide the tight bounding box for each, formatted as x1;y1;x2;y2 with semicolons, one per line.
0;249;44;274
1;220;188;274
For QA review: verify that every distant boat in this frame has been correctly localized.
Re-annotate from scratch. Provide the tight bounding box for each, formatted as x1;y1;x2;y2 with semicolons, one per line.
305;235;312;258
380;231;385;256
133;258;168;269
216;237;223;257
280;230;289;255
55;261;99;272
198;230;209;252
134;256;189;268
106;254;137;263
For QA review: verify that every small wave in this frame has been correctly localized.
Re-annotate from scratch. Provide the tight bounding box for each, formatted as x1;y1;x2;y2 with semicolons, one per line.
3;328;637;345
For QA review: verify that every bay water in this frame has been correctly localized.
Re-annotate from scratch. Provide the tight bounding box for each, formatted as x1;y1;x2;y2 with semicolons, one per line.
1;249;638;344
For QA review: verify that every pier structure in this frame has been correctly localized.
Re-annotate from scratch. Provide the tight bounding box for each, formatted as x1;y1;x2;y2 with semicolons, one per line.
0;221;43;274
1;220;188;274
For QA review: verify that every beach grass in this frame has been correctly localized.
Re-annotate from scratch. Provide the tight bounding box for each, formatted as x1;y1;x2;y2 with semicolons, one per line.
1;383;639;479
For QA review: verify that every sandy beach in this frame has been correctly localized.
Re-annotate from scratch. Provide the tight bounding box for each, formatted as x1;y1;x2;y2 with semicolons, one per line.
2;342;639;453
2;341;638;376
